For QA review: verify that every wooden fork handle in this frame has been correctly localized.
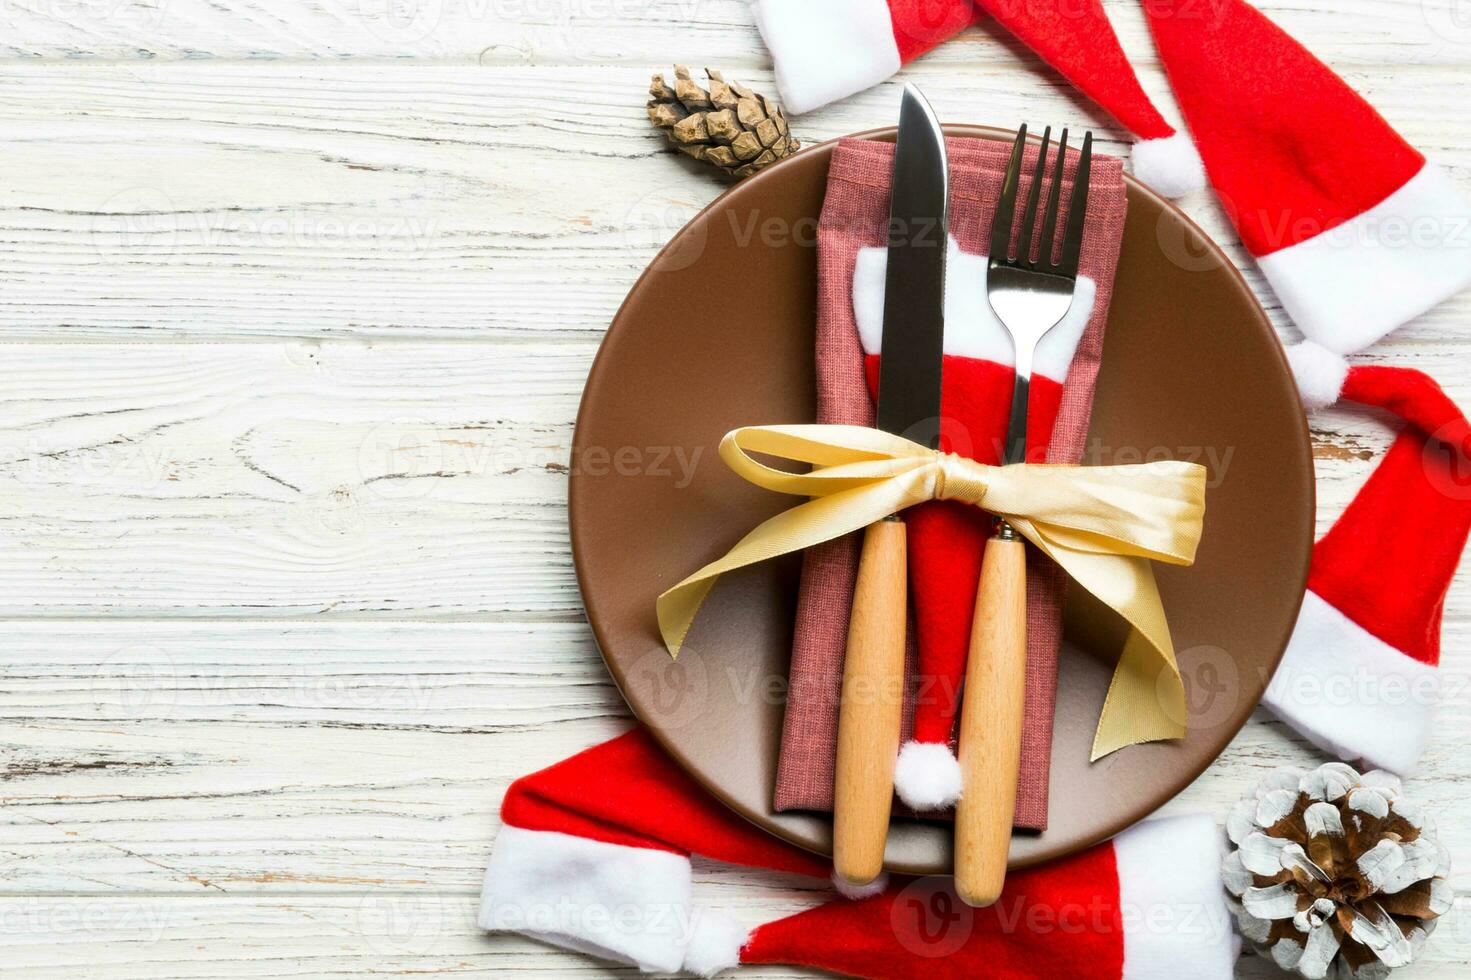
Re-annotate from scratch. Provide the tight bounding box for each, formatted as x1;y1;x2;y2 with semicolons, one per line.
833;518;907;888
954;526;1028;908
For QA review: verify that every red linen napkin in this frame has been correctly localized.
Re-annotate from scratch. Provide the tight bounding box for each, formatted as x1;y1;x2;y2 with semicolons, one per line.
774;136;1129;829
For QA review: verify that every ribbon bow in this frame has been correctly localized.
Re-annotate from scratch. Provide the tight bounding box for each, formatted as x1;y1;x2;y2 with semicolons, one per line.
657;424;1209;760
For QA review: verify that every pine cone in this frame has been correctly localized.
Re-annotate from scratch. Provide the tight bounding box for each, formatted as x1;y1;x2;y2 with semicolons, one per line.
647;66;799;179
1224;762;1452;980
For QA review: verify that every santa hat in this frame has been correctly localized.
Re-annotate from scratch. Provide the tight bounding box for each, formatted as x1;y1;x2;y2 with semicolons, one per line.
480;727;1239;978
1264;366;1471;776
752;0;1206;196
851;236;1095;808
1142;0;1471;385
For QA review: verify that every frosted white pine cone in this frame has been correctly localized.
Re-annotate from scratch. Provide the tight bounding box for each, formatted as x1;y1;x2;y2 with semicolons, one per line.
1223;762;1451;979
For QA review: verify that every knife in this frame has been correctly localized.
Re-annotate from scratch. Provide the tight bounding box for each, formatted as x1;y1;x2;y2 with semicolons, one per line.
832;84;948;888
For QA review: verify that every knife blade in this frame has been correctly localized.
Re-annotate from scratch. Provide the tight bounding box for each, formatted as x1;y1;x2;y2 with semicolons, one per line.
876;85;949;445
833;84;950;888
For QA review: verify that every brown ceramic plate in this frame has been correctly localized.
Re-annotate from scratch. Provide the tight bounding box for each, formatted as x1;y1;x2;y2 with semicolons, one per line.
571;125;1313;873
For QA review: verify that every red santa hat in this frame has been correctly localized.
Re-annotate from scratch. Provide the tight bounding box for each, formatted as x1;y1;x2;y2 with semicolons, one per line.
481;727;1239;978
1142;0;1471;388
752;0;1206;196
850;235;1095;808
1263;367;1471;776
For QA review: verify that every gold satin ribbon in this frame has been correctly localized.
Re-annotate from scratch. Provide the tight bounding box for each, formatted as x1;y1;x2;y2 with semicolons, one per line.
656;424;1208;760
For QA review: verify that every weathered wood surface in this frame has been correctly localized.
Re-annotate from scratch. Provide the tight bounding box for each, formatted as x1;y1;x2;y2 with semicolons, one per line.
1;2;1469;976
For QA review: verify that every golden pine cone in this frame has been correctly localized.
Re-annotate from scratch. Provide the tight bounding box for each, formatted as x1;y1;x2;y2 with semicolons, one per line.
647;66;799;179
1224;763;1451;979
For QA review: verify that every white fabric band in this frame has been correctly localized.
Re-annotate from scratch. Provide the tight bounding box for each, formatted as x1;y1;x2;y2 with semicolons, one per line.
853;236;1097;382
753;0;901;115
1263;590;1439;775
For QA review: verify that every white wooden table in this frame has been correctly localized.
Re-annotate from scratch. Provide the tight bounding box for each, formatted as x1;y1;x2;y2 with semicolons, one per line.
1;2;1469;976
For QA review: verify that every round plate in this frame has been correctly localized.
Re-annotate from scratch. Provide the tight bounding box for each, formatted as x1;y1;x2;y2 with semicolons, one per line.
571;125;1313;873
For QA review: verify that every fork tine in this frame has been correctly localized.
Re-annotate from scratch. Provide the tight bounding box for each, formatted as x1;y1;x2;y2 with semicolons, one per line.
1057;131;1092;279
1039;128;1067;267
1016;126;1050;267
991;125;1027;261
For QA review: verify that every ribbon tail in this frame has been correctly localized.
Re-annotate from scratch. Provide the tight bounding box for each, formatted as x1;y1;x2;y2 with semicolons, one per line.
1008;519;1188;761
1090;628;1188;761
656;476;923;657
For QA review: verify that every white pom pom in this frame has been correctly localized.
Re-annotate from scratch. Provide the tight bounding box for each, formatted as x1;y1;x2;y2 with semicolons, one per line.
831;869;890;900
1285;341;1349;412
893;741;963;811
682;911;749;978
1131;133;1207;198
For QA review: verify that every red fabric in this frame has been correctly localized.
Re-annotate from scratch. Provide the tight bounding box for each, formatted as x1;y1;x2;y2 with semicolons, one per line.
862;355;1067;746
1142;0;1424;257
973;0;1174;140
741;839;1125;978
501;728;831;878
888;0;1173;141
1309;367;1471;667
776;136;1128;827
887;0;985;63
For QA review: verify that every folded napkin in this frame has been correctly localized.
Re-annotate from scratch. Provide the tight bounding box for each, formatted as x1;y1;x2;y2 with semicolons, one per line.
480;727;1238;978
774;136;1129;828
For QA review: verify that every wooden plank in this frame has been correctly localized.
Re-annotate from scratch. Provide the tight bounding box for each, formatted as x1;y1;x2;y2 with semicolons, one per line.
2;892;1468;977
0;341;1454;616
1;621;1468;901
0;64;1469;342
0;342;589;616
2;895;1467;978
2;0;1468;65
0;894;828;978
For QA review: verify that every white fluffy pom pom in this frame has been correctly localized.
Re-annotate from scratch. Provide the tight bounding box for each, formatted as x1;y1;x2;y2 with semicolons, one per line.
893;741;963;811
683;911;749;978
831;869;890;900
1285;341;1349;412
1131;133;1207;198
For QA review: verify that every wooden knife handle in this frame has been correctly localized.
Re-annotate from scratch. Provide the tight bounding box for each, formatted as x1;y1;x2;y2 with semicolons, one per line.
833;518;907;888
954;527;1028;908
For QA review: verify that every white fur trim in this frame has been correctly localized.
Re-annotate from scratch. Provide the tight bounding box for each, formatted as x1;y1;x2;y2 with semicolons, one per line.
1263;590;1439;776
1130;133;1207;198
682;911;750;978
854;237;1097;381
1284;341;1349;412
1257;163;1471;353
831;868;890;899
479;825;697;973
753;0;900;115
892;740;963;810
1115;815;1238;980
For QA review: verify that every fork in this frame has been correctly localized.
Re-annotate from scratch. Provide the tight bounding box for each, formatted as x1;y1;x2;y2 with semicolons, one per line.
953;124;1092;908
